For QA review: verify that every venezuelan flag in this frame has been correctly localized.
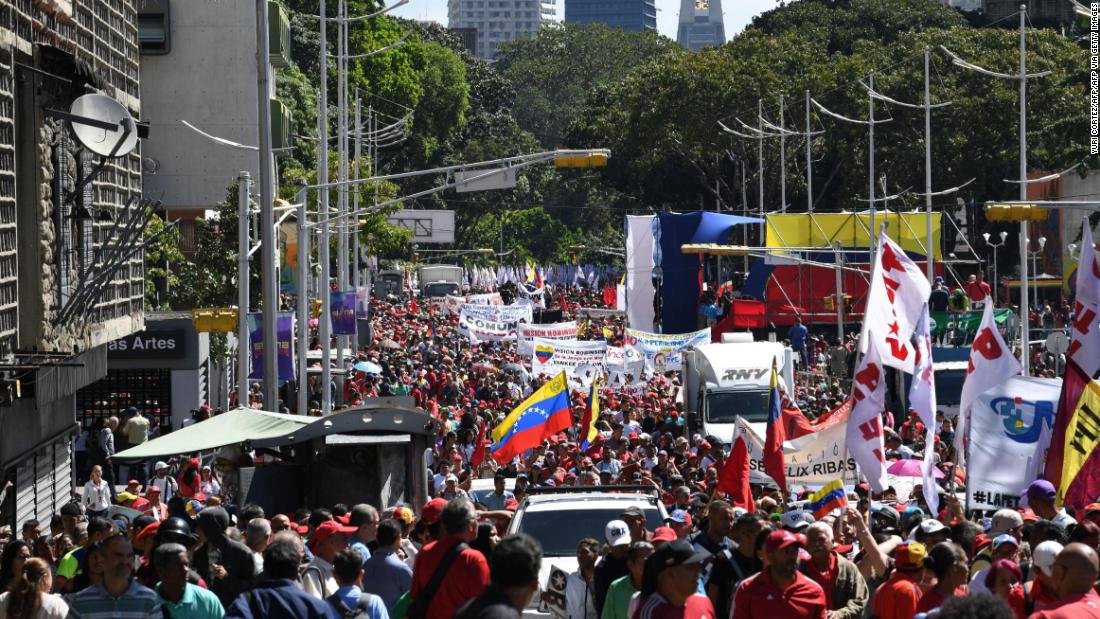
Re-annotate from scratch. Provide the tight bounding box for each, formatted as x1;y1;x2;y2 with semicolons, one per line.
763;358;787;496
491;372;571;462
808;480;848;519
580;380;600;450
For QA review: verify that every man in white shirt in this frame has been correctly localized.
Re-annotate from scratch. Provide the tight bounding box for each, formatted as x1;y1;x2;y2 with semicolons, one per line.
147;461;178;503
565;538;599;619
302;520;358;599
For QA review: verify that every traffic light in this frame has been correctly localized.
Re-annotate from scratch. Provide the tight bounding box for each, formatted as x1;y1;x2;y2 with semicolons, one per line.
191;308;239;332
985;203;1049;222
553;151;609;168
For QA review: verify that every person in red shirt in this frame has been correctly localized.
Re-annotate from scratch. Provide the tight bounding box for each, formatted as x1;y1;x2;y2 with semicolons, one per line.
629;539;715;619
1030;542;1100;619
871;542;926;619
916;542;969;614
966;273;992;303
1025;541;1063;614
409;497;490;619
732;529;827;619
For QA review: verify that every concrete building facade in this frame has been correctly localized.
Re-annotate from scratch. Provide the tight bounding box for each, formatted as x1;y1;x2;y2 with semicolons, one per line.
0;0;146;529
448;0;559;60
676;0;725;51
565;0;657;32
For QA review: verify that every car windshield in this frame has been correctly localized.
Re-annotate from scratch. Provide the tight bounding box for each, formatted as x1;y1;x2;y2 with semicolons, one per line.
936;370;965;405
518;507;663;556
424;283;460;298
705;389;771;424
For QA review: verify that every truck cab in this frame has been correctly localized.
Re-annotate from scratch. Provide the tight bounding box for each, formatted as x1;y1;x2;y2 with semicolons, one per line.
683;334;794;445
373;269;405;301
417;264;464;298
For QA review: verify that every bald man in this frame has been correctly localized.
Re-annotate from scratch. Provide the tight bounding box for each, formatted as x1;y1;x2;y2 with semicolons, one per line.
1030;542;1100;618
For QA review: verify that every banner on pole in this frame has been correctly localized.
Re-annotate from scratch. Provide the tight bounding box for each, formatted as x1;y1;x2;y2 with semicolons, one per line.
624;328;710;371
531;338;607;376
249;312;297;381
355;287;370;319
734;417;858;486
967;376;1060;511
331;290;357;335
461;303;533;324
458;309;518;342
517;322;578;355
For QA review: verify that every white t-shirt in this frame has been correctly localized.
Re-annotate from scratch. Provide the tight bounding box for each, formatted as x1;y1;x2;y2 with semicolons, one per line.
0;591;69;619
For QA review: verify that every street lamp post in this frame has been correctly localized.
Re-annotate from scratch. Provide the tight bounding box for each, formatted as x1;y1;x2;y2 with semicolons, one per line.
1029;235;1047;322
983;230;1008;305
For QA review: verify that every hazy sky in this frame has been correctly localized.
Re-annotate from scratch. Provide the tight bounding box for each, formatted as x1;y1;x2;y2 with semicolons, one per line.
391;0;779;43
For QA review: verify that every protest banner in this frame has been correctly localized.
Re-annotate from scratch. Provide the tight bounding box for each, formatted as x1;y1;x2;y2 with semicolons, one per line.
517;321;577;354
531;338;607;376
624;327;710;371
735;416;858;486
457;309;518;342
461;303;533;324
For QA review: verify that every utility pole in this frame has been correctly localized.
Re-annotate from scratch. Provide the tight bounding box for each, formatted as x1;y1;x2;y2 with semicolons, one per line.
805;90;813;214
296;180;309;415
255;0;278;410
335;0;349;389
237;172;250;407
353;95;362;291
924;49;934;282
779;94;786;212
318;0;333;414
868;73;876;255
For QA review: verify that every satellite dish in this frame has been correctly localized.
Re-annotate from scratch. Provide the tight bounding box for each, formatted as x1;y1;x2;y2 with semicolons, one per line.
68;94;138;158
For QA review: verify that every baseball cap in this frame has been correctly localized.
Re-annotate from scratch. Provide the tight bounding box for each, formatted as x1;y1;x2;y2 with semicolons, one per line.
667;509;692;526
764;529;804;553
116;491;138;503
648;539;711;573
894;542;928;571
1032;541;1064;577
992;533;1020;550
621;506;645;519
870;504;900;526
990;509;1024;536
135;521;160;543
1026;479;1057;501
421;498;447;525
154;461;169;471
780;509;813;531
309;520;357;549
605;520;631;547
127;479;141;488
652;527;678;543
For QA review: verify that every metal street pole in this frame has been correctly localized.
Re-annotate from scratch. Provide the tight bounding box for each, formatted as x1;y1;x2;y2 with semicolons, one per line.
924;48;934;283
318;0;333;414
237;172;251;407
1017;4;1030;373
334;0;349;397
353;95;362;291
835;241;844;343
805;90;813;214
779;94;786;213
868;73;876;256
296;181;309;415
758;99;765;243
255;0;278;410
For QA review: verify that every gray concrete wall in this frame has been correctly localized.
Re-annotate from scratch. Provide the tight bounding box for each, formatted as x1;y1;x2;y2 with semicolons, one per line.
140;1;263;210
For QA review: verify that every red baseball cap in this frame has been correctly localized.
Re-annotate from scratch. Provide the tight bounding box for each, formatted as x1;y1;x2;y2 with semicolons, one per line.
764;530;804;554
422;498;447;525
652;527;678;543
308;520;357;549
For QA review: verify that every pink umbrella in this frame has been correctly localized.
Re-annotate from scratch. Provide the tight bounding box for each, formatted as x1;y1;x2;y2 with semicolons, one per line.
887;459;945;479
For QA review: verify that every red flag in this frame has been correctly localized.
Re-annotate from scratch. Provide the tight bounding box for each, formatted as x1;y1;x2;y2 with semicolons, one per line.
1045;359;1090;493
429;399;440;420
716;436;754;510
471;420;489;468
763;359;787;496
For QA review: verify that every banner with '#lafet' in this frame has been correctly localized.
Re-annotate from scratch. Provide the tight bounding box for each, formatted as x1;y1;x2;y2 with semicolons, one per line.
531;338;607;376
331;290;357;335
624;328;711;372
248;312;296;381
967;376;1061;511
457;309;518;343
461;303;533;324
517;321;577;355
734;417;859;486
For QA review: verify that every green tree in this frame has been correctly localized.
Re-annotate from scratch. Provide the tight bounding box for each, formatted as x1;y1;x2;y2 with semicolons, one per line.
143;211;185;311
494;23;682;147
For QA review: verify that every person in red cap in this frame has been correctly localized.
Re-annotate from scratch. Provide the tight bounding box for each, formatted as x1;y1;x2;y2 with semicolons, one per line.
732;529;827;619
301;520;359;599
870;542;927;619
178;457;203;499
408;498;489;619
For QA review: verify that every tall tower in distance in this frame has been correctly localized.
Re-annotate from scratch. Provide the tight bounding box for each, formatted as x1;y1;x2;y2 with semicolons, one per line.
676;0;725;51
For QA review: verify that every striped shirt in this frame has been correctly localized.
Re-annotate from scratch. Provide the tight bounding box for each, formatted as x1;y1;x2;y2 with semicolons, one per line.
67;580;162;619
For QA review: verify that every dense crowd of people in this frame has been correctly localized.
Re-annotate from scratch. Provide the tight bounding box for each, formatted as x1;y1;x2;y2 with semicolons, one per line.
0;276;1093;619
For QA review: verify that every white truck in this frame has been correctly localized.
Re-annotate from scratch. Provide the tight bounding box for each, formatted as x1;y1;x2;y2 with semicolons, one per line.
682;333;795;445
416;264;463;298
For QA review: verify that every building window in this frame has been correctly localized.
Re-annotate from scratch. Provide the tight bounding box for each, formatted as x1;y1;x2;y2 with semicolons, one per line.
138;0;171;55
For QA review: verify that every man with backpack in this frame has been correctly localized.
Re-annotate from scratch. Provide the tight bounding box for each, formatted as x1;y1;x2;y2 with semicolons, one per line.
326;549;390;619
407;498;489;619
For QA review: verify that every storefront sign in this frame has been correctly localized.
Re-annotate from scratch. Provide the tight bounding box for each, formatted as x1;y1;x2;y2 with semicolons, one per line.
107;330;186;359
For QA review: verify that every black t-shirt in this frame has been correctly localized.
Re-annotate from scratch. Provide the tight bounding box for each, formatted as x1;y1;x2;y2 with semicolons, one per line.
929;287;949;312
593;553;629;615
708;548;762;619
454;586;521;619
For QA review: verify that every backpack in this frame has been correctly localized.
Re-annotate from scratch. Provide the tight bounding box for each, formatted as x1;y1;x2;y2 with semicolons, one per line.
326;592;382;619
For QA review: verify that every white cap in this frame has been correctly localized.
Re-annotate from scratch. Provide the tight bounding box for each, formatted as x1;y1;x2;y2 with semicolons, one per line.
780;509;813;531
1033;541;1063;577
154;461;169;471
605;519;631;547
445;474;458;483
918;519;947;535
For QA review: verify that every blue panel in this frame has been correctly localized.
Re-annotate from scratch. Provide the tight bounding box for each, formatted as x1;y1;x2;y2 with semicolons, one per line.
658;212;703;334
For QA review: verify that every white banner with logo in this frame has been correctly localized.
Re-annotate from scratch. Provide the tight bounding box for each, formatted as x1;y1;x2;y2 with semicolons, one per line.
517;322;577;355
467;292;504;305
967;376;1061;511
624;328;711;372
460;303;533;324
734;417;858;486
531;338;606;376
457;309;518;343
444;295;466;315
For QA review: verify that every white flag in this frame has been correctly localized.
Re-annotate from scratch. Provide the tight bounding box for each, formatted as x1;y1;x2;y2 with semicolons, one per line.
847;342;889;492
1069;220;1100;375
909;308;940;515
860;233;932;373
954;300;1021;469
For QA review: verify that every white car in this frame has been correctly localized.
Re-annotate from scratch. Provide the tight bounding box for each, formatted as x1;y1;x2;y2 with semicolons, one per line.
505;486;668;617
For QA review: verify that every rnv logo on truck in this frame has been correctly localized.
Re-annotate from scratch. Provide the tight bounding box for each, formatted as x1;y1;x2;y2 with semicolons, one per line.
722;368;770;381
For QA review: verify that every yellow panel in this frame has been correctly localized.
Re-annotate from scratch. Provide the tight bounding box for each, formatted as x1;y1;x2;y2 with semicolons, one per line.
765;212;942;259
